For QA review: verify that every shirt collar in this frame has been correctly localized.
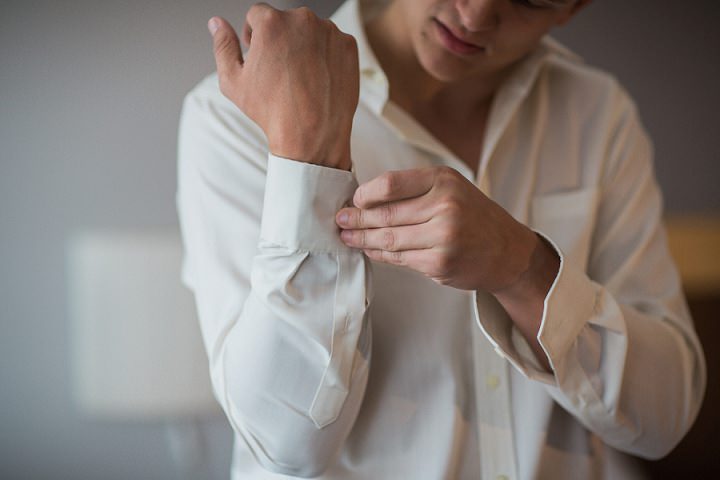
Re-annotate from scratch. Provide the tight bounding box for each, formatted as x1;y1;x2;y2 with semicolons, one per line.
331;0;390;114
330;0;583;177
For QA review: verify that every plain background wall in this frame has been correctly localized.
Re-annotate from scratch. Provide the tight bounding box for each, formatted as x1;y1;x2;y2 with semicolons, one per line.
1;1;718;479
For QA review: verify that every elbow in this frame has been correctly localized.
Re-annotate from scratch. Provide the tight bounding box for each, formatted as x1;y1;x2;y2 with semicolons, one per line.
239;419;340;478
611;416;696;461
254;454;332;479
627;365;706;461
224;396;343;478
226;388;350;478
630;434;683;461
636;403;706;461
627;318;708;461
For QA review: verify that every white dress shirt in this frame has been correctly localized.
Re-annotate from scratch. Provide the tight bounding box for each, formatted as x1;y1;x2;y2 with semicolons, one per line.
176;0;706;478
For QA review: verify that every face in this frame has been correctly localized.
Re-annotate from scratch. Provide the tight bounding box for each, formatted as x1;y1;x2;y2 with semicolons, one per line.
395;0;584;83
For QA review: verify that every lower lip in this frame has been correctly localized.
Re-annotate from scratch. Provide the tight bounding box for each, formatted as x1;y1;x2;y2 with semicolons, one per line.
432;19;484;56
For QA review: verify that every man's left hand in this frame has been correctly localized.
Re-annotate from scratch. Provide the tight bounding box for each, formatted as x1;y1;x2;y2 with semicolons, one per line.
336;166;542;292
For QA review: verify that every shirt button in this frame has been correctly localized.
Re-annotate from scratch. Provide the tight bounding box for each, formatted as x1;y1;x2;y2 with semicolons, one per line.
486;374;500;390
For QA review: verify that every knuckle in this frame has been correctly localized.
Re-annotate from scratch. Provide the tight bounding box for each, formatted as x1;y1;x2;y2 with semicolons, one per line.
360;229;368;247
438;165;458;178
258;5;280;24
437;196;461;218
380;203;395;225
385;250;404;265
343;32;357;45
321;18;335;30
342;33;359;56
434;166;459;186
248;4;264;18
355;209;365;228
295;6;317;23
382;229;396;251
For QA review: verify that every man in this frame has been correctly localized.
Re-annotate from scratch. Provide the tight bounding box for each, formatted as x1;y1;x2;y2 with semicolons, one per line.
177;0;706;478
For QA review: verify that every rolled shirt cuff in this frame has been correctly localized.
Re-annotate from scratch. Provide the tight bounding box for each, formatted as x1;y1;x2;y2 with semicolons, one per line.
260;154;358;253
475;230;597;385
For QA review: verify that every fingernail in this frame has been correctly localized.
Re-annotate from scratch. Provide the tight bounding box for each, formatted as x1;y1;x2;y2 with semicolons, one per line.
208;18;220;35
340;230;351;242
338;212;349;225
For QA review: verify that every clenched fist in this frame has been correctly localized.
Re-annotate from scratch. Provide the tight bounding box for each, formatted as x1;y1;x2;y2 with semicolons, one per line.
208;4;360;170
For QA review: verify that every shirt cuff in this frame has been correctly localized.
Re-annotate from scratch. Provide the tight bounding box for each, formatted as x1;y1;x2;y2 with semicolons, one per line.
474;230;597;384
260;154;358;253
535;230;598;368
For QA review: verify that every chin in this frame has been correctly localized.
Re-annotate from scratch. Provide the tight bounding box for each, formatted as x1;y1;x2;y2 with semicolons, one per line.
419;51;475;83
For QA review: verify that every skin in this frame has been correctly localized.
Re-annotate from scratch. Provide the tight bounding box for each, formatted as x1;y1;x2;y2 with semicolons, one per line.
208;5;359;171
365;0;588;172
209;0;591;373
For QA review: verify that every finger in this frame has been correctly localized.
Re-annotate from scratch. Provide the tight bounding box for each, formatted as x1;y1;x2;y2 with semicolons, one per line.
241;3;278;53
340;225;433;252
353;168;436;209
208;16;243;81
245;2;278;30
362;248;433;273
336;196;434;229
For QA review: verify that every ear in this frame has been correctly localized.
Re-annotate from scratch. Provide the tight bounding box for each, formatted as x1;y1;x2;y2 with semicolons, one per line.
555;0;592;26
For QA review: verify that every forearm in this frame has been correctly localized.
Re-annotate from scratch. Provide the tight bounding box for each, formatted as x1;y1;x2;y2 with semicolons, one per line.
179;122;371;475
216;156;371;476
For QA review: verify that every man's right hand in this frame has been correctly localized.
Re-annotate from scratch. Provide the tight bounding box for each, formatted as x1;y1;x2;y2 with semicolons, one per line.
208;4;360;171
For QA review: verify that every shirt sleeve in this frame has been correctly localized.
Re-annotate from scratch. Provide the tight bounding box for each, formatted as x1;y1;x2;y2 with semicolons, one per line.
476;91;706;460
176;80;372;477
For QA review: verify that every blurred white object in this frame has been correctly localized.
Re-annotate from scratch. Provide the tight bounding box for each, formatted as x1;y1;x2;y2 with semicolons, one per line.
67;229;219;419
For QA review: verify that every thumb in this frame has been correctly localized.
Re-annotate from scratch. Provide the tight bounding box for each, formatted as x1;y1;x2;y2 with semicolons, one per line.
208;17;243;81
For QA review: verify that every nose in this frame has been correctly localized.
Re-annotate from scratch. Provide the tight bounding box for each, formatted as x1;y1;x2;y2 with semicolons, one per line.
455;0;501;33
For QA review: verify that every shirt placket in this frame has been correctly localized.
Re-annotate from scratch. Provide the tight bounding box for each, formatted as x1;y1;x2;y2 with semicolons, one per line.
359;26;551;478
470;48;550;480
471;319;518;480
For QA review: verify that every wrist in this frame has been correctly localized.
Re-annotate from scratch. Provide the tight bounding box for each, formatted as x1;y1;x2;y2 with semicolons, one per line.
269;129;352;171
492;232;558;373
494;233;559;305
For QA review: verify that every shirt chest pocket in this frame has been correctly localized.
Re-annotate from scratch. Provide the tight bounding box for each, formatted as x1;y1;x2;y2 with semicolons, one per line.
529;187;600;272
